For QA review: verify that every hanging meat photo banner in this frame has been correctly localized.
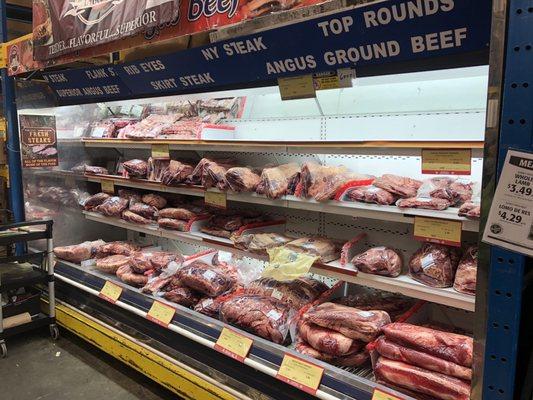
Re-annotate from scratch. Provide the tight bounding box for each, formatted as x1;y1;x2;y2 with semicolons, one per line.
19;115;59;168
32;0;180;60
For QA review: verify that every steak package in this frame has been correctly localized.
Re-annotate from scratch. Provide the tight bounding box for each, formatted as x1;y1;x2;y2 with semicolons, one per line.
409;243;461;288
116;265;148;287
373;174;422;198
160;160;195;185
178;261;236;297
95;254;131;274
334;290;414;320
396;197;451;210
374;357;470;400
225;167;261;192
158;218;189;231
142;194;167;209
298;320;364;356
220;295;293;344
257;163;300;199
123;159;148;178
233;232;292;253
285;237;339;263
381;323;473;367
453;245;478;295
342;185;397;205
295;340;369;367
163;286;201;307
85;166;109;175
122;210;152;225
158;207;202;220
95;197;129;217
96;242;140;258
83;192;111;210
458;201;481;219
350;247;403;277
419;177;474;206
54;240;105;263
128;203;158;220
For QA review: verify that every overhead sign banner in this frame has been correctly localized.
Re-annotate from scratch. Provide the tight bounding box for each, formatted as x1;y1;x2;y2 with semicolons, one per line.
483;149;533;257
33;0;180;60
19;115;59;168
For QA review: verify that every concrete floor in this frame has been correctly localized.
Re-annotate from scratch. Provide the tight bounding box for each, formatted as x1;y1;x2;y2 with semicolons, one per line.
0;327;177;400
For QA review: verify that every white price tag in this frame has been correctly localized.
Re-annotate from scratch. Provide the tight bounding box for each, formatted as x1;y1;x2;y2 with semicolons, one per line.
483;149;533;256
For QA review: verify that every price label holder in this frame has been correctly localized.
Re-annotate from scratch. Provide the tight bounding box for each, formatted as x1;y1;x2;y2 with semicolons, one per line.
205;189;227;209
313;72;340;91
214;327;253;362
99;281;123;303
414;216;462;247
421;149;472;175
278;75;316;100
372;388;404;400
146;301;176;327
483;149;533;257
101;180;115;194
277;354;324;395
151;144;170;159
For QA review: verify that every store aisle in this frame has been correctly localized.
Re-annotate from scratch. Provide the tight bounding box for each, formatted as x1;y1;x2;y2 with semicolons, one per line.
0;328;177;400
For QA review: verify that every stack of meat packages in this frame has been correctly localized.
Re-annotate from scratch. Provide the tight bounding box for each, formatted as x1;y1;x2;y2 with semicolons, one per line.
372;323;473;400
409;243;478;295
200;211;267;239
220;276;329;344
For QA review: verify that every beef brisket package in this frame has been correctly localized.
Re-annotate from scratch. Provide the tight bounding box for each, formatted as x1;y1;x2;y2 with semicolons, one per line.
409;243;461;288
54;240;106;263
350;247;403;277
453;245;478;295
256;163;300;199
338;184;397;205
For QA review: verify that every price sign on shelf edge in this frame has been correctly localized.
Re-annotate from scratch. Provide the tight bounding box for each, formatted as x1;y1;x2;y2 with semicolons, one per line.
146;301;176;327
101;180;115;194
277;353;324;395
205;190;227;209
413;216;462;247
372;388;404;400
214;327;253;362
99;281;123;303
151;144;170;159
278;75;316;101
421;149;472;175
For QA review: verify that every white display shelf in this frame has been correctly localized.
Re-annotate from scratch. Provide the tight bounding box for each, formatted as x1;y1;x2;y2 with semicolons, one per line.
83;211;475;311
85;175;480;232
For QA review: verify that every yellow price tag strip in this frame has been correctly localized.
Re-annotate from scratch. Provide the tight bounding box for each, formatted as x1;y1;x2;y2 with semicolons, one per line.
278;75;316;100
313;73;340;91
99;281;123;303
214;327;253;362
372;388;404;400
205;190;227;209
276;354;324;395
146;301;176;327
151;144;170;159
421;149;472;175
101;180;115;194
414;216;462;247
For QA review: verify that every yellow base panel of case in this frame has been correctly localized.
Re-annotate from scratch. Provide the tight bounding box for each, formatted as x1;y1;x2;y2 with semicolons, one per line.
54;302;238;400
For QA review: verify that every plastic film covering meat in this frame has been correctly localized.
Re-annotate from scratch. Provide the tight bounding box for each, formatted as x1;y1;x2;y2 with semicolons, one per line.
194;297;221;318
96;241;140;258
163;286;201;307
373;174;422;198
396;197;451;210
158;218;189;231
178;261;236;297
374;357;470;400
122;159;148;178
350;247;403;277
302;302;391;342
232;232;292;253
458;201;481;219
285;237;339;263
128;203;158;220
409;243;461;288
160;160;195;185
374;336;472;381
95;197;129;217
85;166;109;175
420;177;474;206
116;264;148;287
141;193;167;209
381;323;473;367
187;158;232;185
158;207;199;220
295;340;369;367
53;240;105;263
82;192;110;210
333;290;414;320
95;254;131;274
122;210;152;225
257;163;300;199
225;167;262;192
342;185;397;205
118;189;142;206
453;246;478;295
219;295;292;344
297;320;364;356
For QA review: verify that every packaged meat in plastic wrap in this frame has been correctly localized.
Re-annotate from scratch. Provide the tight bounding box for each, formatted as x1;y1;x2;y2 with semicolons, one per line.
232;232;292;253
373;336;472;381
418;177;474;206
219;295;293;344
116;265;148;287
339;185;397;205
226;167;261;192
350;247;403;277
178;261;236;297
453;245;477;295
158;206;204;220
295;339;369;367
95;196;129;217
257;163;300;199
85;166;109;175
122;210;153;225
194;297;221;317
163;286;201;307
123;159;148;178
82;192;110;210
130;251;182;274
374;357;470;400
160;160;195;185
118;189;142;206
373;174;422;198
381;323;473;367
409;243;461;288
458;201;481;219
129;203;158;220
96;241;140;258
333;289;414;320
141;193;167;209
285;237;340;263
53;240;105;262
302;302;391;342
298;320;364;356
187;158;235;185
95;254;131;274
396;196;451;210
158;218;189;231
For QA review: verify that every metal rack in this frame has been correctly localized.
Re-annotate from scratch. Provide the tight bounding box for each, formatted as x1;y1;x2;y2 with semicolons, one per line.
0;220;58;358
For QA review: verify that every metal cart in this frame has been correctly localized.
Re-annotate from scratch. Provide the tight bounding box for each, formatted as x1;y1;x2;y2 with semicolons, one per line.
0;220;58;358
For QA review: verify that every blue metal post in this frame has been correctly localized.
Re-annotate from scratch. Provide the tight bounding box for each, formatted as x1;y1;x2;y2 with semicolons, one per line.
0;1;25;223
483;0;532;398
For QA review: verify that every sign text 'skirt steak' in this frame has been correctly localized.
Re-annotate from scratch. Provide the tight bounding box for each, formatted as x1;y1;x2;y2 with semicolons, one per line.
33;0;180;60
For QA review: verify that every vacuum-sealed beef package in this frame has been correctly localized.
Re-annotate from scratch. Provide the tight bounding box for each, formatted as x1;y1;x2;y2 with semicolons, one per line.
350;247;403;277
409;243;461;288
453;245;478;295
